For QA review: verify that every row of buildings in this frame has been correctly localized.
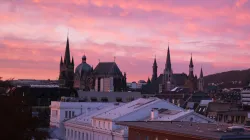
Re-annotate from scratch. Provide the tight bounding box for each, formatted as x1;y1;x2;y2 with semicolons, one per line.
59;37;127;92
59;36;205;93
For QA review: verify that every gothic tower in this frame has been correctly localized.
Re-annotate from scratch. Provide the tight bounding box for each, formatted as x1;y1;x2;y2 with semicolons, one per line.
163;45;173;91
59;36;74;88
198;67;204;91
189;54;194;79
151;56;158;82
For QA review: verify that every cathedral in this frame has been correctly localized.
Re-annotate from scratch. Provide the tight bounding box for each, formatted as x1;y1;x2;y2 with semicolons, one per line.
142;45;204;94
59;37;127;92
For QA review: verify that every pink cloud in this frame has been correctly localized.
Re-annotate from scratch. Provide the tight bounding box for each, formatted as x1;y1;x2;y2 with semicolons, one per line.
1;0;250;82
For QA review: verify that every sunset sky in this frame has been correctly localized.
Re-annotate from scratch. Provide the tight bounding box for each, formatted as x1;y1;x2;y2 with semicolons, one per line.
0;0;250;82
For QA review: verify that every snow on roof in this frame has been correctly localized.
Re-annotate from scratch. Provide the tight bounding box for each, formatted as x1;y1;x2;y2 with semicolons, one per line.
65;103;125;125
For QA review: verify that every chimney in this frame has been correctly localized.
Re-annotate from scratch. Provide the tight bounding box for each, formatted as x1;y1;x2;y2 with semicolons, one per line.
151;108;159;120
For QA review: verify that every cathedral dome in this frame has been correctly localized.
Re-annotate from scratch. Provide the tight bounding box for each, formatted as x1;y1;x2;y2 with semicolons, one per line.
75;55;92;76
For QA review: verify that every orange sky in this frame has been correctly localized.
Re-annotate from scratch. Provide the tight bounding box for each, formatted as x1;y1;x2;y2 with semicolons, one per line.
0;0;250;82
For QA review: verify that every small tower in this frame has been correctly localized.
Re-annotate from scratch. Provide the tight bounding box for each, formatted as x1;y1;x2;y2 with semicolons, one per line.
163;44;173;92
189;54;194;79
59;36;75;88
198;67;204;91
152;55;158;82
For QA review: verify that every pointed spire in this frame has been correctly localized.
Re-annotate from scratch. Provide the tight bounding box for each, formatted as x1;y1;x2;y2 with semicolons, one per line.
189;53;194;67
64;35;71;65
165;44;171;71
147;77;151;84
200;67;203;78
60;56;63;65
71;57;74;65
153;55;157;66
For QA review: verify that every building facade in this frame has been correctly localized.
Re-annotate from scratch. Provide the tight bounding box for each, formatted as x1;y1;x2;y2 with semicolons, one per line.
50;97;214;140
73;56;127;92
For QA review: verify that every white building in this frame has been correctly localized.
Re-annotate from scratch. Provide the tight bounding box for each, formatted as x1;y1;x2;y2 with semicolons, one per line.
241;86;250;106
50;98;214;140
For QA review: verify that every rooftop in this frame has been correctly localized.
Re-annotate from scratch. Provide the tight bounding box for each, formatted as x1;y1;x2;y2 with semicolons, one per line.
65;103;125;125
93;97;184;121
117;121;250;140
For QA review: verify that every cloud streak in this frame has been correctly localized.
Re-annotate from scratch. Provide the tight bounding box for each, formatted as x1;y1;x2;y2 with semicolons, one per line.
0;0;250;81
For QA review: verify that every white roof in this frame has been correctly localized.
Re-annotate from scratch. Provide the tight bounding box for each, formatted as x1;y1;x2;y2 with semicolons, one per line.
94;98;184;121
65;103;125;125
200;100;213;106
153;110;193;121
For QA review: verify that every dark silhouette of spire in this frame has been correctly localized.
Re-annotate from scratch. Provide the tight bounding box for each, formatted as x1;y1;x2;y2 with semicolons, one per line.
200;67;203;78
165;45;171;71
152;55;158;81
147;77;151;84
189;53;194;67
64;36;71;65
71;57;74;65
189;53;194;78
60;56;63;65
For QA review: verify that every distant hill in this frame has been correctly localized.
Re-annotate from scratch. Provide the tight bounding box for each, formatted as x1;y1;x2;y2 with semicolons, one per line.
204;69;250;88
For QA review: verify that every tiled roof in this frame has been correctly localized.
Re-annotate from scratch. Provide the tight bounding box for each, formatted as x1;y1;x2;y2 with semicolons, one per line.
93;62;123;76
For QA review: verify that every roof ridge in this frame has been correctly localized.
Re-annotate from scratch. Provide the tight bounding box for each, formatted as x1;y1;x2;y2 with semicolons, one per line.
113;98;161;121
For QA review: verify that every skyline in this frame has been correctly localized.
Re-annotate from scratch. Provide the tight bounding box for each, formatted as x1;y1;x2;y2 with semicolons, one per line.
0;0;250;82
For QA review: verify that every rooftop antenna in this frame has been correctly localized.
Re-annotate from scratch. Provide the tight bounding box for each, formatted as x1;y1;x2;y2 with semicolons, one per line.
98;59;100;63
67;28;69;38
114;56;116;62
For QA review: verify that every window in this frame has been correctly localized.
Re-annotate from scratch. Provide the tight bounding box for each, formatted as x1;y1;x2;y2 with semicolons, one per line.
72;111;75;117
65;111;68;118
103;121;105;129
108;122;111;129
75;131;77;139
86;133;88;140
94;120;96;126
69;111;71;118
99;121;100;127
82;132;84;140
136;132;140;140
78;131;80;140
71;130;73;138
145;136;149;140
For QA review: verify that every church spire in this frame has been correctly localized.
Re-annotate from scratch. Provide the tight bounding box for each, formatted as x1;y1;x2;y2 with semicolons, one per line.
60;56;63;65
200;67;203;78
64;36;71;65
165;44;171;71
189;53;194;67
152;55;158;81
189;53;194;78
71;57;74;65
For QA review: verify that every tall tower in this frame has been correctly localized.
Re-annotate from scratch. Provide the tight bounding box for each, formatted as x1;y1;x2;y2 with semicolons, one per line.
59;36;74;88
151;56;158;82
198;67;204;91
163;44;173;91
189;54;194;79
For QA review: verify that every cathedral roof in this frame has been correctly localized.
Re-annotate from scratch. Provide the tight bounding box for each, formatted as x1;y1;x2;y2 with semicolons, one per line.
93;62;123;76
141;73;188;95
75;62;92;76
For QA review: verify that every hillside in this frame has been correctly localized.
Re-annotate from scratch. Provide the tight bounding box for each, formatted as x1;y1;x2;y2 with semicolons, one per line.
204;69;250;88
